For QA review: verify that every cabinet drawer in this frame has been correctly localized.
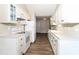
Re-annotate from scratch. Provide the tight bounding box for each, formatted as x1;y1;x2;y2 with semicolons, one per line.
18;34;25;43
19;37;24;43
18;42;26;54
19;43;27;54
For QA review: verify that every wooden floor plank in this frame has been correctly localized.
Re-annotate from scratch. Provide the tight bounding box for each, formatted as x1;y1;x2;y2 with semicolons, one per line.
26;33;54;55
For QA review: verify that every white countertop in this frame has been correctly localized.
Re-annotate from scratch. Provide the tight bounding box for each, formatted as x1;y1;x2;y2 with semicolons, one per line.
48;30;79;40
0;31;29;39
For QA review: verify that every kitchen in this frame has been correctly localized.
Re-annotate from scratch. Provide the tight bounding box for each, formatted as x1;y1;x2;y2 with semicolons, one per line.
0;4;79;55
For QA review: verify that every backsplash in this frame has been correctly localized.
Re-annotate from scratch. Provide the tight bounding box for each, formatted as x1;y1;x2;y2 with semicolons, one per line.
62;23;79;31
56;23;79;32
62;23;79;27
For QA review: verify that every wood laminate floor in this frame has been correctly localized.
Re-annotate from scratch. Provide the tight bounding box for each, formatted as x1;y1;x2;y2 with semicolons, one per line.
26;33;54;55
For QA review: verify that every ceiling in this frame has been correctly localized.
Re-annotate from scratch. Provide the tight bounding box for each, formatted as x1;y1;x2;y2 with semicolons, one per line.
26;4;58;16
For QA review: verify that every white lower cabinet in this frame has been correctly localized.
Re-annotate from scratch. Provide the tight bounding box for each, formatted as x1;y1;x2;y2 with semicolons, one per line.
18;33;30;55
48;30;79;55
48;31;58;54
57;39;79;55
0;36;18;55
0;33;30;55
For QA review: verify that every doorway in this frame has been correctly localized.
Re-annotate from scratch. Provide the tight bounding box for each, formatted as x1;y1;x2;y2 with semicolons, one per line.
36;16;50;34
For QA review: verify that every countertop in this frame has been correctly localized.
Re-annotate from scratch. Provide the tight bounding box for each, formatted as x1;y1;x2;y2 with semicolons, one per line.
48;30;79;40
0;31;29;39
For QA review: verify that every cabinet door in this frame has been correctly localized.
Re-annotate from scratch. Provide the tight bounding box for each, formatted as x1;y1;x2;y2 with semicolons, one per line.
0;4;9;21
18;33;30;54
10;4;16;21
16;5;30;20
0;37;18;55
0;4;16;21
61;4;79;23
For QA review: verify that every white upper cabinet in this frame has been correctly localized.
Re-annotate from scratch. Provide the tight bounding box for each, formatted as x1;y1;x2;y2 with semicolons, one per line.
0;4;16;22
52;4;79;24
0;4;30;22
16;4;30;21
51;5;62;25
61;4;79;23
